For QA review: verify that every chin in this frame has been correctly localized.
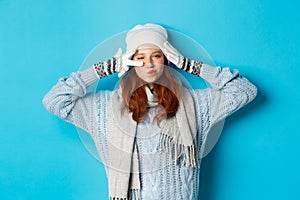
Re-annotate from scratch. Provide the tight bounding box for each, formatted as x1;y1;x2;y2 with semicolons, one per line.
138;74;162;83
143;80;154;84
143;78;158;83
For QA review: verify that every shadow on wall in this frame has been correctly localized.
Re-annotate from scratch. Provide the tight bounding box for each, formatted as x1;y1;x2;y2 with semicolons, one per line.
198;81;266;200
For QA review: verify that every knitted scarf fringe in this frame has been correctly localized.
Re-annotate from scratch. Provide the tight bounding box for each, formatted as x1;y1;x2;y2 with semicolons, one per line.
110;189;140;200
159;132;199;168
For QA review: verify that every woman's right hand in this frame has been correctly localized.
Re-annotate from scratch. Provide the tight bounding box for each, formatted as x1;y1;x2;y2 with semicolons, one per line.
114;48;143;77
93;48;143;79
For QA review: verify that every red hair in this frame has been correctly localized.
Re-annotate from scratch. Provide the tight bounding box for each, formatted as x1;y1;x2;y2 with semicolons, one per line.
120;66;182;123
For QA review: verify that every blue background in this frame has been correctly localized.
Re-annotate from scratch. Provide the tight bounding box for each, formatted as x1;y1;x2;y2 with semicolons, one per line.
0;0;299;199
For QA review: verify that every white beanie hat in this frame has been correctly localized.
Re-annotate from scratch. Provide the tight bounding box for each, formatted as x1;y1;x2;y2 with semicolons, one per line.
126;23;168;52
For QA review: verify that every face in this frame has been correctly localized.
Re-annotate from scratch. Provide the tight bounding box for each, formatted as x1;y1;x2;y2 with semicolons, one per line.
132;44;165;83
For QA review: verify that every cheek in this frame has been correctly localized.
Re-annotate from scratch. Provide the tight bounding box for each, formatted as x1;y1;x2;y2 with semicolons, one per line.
156;57;165;64
134;67;144;78
160;66;165;73
156;66;164;77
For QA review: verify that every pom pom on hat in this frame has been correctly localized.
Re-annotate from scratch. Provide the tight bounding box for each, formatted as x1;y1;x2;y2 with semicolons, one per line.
126;24;168;52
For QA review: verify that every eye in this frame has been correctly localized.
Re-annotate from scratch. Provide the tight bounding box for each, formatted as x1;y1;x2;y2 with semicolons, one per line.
136;57;144;60
153;54;162;58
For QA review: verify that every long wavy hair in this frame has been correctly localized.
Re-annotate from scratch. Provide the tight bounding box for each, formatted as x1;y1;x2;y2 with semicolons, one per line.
120;63;182;123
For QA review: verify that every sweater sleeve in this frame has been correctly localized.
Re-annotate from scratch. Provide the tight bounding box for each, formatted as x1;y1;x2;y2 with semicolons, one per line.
42;66;100;133
197;64;257;128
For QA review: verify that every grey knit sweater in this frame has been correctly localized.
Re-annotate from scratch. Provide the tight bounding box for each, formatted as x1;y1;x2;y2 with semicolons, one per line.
43;64;257;200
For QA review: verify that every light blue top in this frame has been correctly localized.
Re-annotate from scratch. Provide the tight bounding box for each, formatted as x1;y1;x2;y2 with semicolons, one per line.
43;64;257;200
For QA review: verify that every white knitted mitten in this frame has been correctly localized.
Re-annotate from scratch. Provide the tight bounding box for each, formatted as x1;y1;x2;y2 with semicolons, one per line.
93;48;143;79
162;41;203;77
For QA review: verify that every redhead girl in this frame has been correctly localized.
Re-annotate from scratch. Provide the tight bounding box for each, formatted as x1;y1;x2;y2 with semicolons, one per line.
43;24;257;200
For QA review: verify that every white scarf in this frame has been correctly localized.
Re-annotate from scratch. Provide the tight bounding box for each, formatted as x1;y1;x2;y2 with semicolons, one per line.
106;86;198;200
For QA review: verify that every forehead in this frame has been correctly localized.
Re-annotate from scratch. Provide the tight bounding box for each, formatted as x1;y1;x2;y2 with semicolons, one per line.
136;43;162;54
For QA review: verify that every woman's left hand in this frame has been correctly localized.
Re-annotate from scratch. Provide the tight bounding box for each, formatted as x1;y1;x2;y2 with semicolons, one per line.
162;41;204;77
162;41;184;68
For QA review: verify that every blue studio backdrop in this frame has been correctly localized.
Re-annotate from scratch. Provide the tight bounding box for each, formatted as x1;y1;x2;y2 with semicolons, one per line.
0;0;299;200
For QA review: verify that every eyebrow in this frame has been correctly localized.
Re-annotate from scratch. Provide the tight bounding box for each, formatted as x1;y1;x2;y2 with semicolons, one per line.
134;51;163;56
152;50;163;54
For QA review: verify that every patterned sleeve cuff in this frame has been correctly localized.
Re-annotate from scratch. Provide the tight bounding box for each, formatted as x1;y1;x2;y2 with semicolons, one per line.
181;58;203;76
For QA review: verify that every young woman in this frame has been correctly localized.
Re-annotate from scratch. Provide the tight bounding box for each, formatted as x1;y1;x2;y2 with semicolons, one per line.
43;24;257;200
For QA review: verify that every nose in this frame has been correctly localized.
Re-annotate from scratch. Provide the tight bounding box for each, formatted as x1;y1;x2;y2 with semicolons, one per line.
143;56;154;67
